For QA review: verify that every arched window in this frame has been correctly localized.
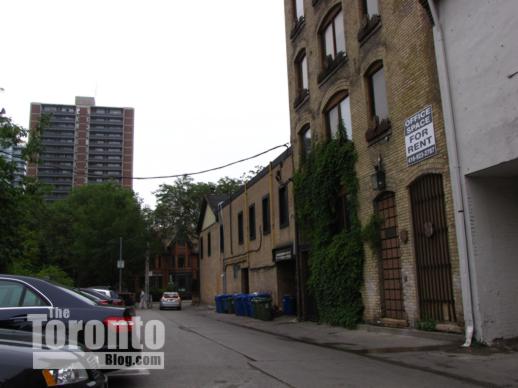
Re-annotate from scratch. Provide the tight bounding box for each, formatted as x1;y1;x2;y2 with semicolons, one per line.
367;61;389;121
294;50;310;108
294;0;304;21
324;91;352;141
365;61;390;142
295;50;309;92
320;6;346;61
299;124;312;158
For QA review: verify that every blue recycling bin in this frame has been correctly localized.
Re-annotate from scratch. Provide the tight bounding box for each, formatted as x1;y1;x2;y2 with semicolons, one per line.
214;295;220;313
215;294;224;313
282;295;297;315
234;294;247;316
215;294;231;313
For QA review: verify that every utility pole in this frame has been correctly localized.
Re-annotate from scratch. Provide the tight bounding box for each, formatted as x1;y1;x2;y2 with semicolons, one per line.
145;243;150;309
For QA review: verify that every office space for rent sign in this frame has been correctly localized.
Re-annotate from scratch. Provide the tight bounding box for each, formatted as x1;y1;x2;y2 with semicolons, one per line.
404;105;436;165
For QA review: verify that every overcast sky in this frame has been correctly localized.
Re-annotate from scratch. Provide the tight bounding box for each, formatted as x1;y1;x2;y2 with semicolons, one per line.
0;0;290;208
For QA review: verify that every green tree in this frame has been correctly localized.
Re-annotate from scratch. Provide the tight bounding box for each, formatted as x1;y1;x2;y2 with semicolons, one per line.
43;183;149;287
153;175;242;242
0;110;46;272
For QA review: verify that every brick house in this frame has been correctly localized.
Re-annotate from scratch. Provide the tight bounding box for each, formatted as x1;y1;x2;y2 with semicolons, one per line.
284;0;463;330
198;148;297;310
140;239;199;300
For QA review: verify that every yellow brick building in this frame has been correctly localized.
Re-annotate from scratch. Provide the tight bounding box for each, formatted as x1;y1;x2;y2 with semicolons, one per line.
198;148;297;310
284;0;462;329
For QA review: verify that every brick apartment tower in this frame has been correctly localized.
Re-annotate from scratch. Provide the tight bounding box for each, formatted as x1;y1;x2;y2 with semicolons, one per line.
284;0;463;330
27;96;134;200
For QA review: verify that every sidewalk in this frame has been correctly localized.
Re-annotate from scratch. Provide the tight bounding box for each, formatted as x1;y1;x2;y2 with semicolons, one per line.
193;304;518;387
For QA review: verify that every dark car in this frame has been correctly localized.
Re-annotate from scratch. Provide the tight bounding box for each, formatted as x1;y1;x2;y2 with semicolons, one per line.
0;275;140;352
0;328;107;387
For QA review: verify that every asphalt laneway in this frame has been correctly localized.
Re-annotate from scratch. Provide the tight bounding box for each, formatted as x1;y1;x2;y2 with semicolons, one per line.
107;303;477;388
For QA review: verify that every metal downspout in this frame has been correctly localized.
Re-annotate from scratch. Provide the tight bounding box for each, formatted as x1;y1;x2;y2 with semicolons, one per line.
427;0;475;347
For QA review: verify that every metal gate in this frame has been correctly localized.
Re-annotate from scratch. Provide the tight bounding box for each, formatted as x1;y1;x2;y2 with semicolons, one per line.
376;192;405;320
410;174;456;322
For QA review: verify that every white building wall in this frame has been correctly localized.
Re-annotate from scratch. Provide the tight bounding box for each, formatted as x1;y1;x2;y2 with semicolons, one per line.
466;177;518;341
438;0;518;175
436;0;518;343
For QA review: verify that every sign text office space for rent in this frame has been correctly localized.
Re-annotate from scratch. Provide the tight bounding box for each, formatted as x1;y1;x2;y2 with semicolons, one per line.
404;105;436;165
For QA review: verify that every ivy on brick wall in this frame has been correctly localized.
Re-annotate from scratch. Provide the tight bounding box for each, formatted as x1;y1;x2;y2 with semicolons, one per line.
294;125;364;328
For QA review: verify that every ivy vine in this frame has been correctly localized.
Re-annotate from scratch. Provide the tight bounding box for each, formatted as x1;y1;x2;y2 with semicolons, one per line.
294;126;364;328
362;213;382;255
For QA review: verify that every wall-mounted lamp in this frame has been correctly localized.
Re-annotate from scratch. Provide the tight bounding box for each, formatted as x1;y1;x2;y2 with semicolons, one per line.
275;170;282;183
371;155;386;191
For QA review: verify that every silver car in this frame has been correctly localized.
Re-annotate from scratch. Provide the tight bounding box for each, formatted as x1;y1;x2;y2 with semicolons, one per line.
159;292;182;310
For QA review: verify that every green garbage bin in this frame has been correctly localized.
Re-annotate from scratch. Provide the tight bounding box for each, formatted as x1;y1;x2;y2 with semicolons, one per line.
252;297;273;321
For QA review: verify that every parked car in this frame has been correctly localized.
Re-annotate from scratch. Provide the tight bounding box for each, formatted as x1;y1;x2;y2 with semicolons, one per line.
0;328;107;387
117;291;136;306
177;287;192;300
87;287;120;301
0;275;140;352
80;288;125;306
159;292;182;310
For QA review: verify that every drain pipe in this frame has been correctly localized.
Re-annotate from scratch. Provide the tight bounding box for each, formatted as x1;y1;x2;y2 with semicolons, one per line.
427;0;475;347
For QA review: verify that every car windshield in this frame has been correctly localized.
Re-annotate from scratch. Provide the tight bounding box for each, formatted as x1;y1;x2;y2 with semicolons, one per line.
163;293;179;298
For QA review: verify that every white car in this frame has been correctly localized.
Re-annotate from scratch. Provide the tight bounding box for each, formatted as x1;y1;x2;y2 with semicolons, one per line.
159;292;182;310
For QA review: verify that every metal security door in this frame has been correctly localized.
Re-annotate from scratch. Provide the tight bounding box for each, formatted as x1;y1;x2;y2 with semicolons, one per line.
376;192;405;320
410;174;456;322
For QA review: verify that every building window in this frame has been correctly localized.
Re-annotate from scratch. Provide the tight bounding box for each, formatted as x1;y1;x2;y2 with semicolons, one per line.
178;255;185;268
290;0;305;39
358;0;381;42
294;51;310;108
365;62;391;142
363;0;379;18
207;233;211;257
300;125;312;157
279;186;289;228
318;7;347;83
238;211;244;245
298;52;309;91
369;66;389;121
325;91;352;141
322;9;345;61
220;224;224;253
170;256;175;268
294;0;304;20
249;204;256;241
262;195;271;235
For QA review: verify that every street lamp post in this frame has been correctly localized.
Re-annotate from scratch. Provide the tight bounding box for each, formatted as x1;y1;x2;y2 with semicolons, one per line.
117;237;125;293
